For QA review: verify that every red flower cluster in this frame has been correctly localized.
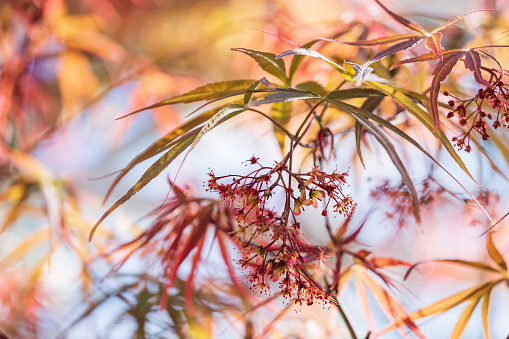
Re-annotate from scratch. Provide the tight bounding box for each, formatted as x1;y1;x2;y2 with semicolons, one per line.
445;80;509;152
205;157;355;306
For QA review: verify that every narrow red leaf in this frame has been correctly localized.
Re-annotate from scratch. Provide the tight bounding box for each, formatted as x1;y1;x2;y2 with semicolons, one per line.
430;51;465;133
431;9;499;34
374;0;427;35
365;36;422;67
464;50;489;86
320;34;420;47
390;49;463;70
424;32;444;61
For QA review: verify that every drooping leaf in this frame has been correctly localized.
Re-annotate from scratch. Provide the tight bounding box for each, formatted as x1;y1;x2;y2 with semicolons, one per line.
89;132;197;240
430;51;464;133
354;96;385;168
232;48;288;85
487;233;507;271
272;102;292;154
104;105;232;202
185;104;247;156
332;101;421;224
276;48;345;73
374;0;427;35
366;81;478;184
119;80;257;118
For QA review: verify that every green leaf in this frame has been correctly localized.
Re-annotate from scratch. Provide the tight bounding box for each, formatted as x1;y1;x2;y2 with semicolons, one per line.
119;80;257;119
355;121;365;169
90;131;198;241
366;81;479;184
332;100;421;224
289;40;319;81
104;105;230;202
355;96;385;169
487;233;507;271
295;81;327;96
327;88;385;100
272;102;292;154
247;88;320;107
244;79;264;104
232;48;288;85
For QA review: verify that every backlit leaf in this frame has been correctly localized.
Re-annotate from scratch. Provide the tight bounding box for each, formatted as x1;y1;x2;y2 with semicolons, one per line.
289;40;319;81
450;293;483;339
320;34;420;47
105;105;231;202
327;88;385;100
464;50;488;85
89;132;197;241
424;32;444;61
430;51;465;133
247;88;320;107
276;48;345;73
232;48;288;85
332;101;421;224
481;287;493;339
366;81;478;184
374;0;427;35
272;102;292;154
120;80;256;118
487;233;507;271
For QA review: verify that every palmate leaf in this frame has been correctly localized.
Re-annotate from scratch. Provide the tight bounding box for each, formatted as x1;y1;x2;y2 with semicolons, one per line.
118;79;257;119
323;1;497;76
378;280;500;337
232;48;288;85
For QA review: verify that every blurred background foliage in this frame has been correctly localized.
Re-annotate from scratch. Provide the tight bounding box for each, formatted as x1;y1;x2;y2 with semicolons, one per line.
1;0;508;338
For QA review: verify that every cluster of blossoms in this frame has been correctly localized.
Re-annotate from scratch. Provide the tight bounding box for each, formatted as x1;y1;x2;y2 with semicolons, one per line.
205;156;355;306
445;80;509;152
